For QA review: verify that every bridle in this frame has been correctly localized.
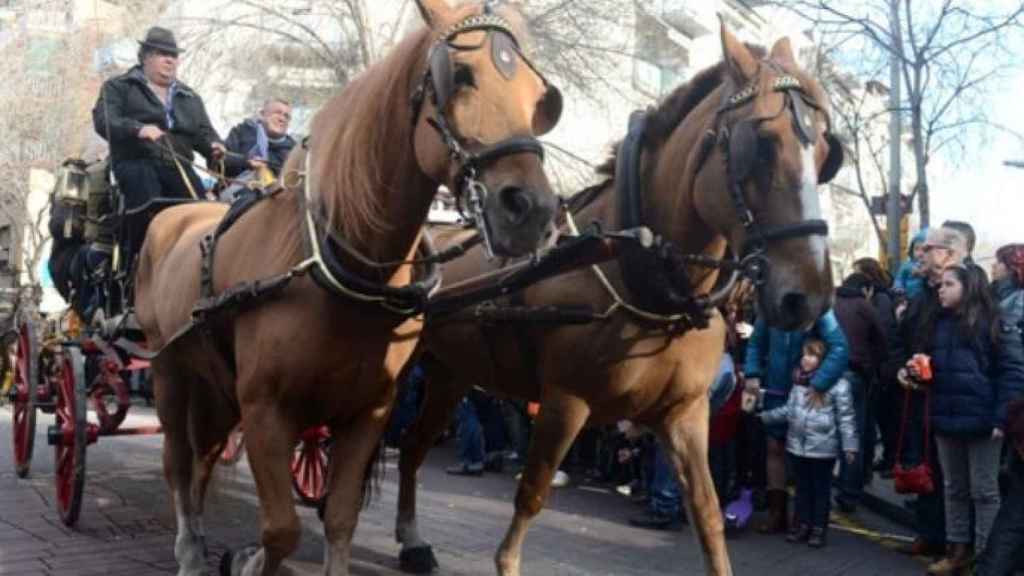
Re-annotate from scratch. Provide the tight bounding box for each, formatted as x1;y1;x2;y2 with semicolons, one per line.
697;62;842;285
410;12;563;258
607;61;844;329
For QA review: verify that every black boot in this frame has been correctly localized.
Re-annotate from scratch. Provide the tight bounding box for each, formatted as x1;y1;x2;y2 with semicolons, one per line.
807;526;827;548
786;523;811;543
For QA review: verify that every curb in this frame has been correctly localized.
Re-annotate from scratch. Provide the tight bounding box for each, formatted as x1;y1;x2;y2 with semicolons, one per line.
858;488;916;528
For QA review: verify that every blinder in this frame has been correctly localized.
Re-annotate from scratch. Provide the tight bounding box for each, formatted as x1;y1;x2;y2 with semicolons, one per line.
428;43;455;113
490;30;518;80
819;132;844;184
726;120;759;183
711;70;837;283
534;83;562;135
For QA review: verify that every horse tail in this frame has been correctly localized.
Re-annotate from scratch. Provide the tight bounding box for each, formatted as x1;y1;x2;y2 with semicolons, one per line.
361;440;385;509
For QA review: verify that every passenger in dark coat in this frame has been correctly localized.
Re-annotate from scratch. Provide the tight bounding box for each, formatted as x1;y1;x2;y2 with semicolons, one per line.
222;98;296;179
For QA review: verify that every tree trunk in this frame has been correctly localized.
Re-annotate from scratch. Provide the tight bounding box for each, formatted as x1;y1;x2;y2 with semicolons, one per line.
910;106;930;227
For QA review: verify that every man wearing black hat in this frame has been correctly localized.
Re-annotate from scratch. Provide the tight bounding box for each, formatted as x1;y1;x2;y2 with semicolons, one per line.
92;26;225;267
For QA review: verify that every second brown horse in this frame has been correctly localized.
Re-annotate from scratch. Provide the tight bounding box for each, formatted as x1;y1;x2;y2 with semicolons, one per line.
394;26;844;576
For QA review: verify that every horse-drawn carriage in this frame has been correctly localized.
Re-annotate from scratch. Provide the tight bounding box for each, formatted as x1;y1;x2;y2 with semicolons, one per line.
7;156;335;526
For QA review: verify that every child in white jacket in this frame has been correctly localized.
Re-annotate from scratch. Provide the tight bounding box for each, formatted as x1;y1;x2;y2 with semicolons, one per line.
759;338;858;548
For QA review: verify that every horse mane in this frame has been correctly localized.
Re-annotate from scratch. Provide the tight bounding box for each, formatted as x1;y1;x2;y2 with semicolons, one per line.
597;44;766;176
310;27;433;245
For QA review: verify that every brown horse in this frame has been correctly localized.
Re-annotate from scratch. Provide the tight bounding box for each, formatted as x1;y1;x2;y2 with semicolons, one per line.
393;26;843;576
133;1;564;574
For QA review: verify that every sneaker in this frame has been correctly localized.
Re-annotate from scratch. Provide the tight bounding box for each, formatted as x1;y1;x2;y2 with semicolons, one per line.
512;470;571;488
445;462;484;476
628;510;683;531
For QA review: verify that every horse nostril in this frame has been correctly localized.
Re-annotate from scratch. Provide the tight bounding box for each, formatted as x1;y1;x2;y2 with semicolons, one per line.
499;186;533;224
780;292;808;321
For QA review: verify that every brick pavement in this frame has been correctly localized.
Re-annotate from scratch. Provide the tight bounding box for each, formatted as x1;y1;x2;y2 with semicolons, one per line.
1;406;929;575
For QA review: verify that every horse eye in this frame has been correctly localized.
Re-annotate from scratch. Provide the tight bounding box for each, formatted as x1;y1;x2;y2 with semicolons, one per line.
453;64;476;88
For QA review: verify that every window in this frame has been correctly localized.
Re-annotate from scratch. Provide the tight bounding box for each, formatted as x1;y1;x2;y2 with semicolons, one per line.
0;225;11;271
632;8;690;99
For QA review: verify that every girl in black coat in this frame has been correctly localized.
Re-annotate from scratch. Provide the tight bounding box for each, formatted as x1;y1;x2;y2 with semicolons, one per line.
900;265;1015;574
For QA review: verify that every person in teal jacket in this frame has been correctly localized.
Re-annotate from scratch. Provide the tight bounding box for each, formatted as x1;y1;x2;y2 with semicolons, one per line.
743;309;850;533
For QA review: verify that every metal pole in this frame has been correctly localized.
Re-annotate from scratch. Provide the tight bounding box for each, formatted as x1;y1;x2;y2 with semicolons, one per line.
886;0;903;273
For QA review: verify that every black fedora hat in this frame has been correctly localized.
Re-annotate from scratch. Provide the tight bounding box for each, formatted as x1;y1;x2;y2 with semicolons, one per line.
138;26;183;56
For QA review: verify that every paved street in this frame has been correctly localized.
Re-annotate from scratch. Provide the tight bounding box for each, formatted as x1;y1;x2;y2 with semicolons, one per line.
1;404;927;575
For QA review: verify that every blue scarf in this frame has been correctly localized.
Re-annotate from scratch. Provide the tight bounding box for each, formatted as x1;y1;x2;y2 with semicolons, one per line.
246;118;288;162
163;81;178;129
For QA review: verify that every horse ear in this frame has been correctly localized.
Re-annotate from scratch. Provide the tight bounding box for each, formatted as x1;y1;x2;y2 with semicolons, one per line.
414;0;451;27
769;37;796;66
719;20;758;83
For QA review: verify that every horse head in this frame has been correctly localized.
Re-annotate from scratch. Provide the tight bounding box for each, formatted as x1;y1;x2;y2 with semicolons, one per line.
693;25;843;330
411;0;562;257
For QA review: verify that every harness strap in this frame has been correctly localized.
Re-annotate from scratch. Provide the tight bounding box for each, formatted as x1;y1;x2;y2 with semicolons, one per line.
297;151;440;316
563;209;697;326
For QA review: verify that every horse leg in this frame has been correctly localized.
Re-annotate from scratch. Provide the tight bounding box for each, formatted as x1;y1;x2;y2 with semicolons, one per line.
153;364;205;576
495;393;590;576
395;363;468;572
320;397;395;576
187;384;239;573
659;398;732;576
223;402;301;576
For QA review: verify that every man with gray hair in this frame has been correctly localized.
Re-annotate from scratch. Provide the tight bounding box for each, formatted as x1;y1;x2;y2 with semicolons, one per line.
886;224;969;557
222;98;296;181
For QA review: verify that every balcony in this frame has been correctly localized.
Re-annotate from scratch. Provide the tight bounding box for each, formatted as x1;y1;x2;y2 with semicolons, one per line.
652;2;713;39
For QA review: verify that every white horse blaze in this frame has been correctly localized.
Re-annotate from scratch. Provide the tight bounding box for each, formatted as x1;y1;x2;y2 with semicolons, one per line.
799;146;827;271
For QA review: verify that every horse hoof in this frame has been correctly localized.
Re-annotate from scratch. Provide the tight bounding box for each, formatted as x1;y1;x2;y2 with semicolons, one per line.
399;545;439;574
219;550;234;576
220;546;258;576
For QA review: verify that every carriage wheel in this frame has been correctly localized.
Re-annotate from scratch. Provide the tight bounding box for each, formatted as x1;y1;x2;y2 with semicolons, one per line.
218;428;245;466
88;359;130;434
11;314;38;478
54;347;89;526
291;426;330;506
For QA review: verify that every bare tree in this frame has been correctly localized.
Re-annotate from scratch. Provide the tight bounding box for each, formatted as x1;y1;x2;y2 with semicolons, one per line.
772;0;1024;227
521;0;638;104
0;15;109;308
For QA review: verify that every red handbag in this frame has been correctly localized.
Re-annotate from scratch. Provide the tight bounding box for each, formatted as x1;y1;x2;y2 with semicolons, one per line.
893;388;935;495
